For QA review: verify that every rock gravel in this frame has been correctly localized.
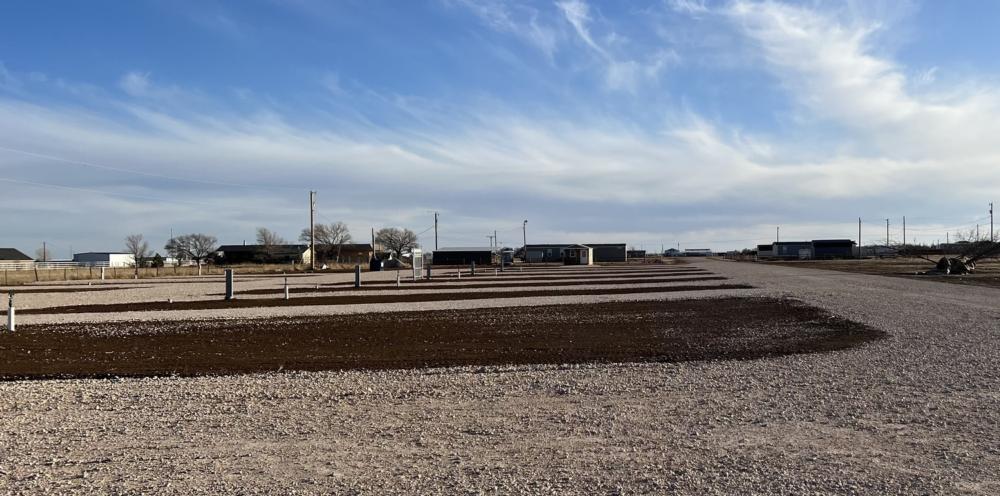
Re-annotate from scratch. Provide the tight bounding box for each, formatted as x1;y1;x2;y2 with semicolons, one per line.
0;260;997;494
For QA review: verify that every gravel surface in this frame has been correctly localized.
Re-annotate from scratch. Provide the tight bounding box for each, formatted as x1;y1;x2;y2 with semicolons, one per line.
0;260;997;494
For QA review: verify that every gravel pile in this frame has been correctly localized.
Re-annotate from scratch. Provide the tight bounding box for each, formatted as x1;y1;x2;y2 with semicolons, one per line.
0;260;997;493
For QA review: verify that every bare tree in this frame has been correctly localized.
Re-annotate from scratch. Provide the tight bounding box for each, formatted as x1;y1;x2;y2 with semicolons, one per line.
299;222;352;262
34;244;49;262
165;233;218;264
375;227;419;259
124;233;150;276
256;227;286;247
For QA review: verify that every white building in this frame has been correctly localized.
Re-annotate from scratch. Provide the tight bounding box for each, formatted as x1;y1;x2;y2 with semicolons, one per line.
73;252;136;267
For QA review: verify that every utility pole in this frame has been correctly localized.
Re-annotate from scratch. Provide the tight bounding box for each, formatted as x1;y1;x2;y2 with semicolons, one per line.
991;202;994;241
309;191;316;271
434;212;439;251
522;220;527;256
486;235;494;247
776;226;780;243
903;215;906;248
494;230;498;249
42;241;47;262
885;218;889;248
371;227;376;261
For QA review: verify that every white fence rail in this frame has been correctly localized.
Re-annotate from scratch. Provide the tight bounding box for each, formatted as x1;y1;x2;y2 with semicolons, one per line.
0;261;111;271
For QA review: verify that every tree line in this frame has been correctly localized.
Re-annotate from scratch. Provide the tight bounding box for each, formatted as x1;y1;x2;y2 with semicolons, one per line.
119;223;420;267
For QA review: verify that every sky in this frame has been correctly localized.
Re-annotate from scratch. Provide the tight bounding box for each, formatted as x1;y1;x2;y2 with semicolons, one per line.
2;0;1000;257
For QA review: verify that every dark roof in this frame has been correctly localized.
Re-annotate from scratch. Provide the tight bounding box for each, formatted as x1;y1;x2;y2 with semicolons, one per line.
435;247;494;252
812;239;856;245
217;244;308;254
525;243;626;248
335;243;373;251
0;248;32;261
773;241;811;246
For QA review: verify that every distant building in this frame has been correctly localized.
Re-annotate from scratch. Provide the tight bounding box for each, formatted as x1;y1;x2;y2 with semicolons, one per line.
315;243;373;264
524;243;627;263
216;245;312;265
564;244;594;265
431;247;494;266
772;242;813;259
811;239;856;259
0;248;33;269
684;249;713;257
664;248;682;257
756;244;775;258
627;249;646;259
73;252;136;267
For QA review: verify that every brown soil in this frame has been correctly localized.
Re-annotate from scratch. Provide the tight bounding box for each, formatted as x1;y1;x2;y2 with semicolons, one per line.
0;297;884;380
228;276;730;295
321;269;711;286
10;284;752;315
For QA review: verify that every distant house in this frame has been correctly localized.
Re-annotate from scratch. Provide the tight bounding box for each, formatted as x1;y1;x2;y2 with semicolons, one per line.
664;248;682;257
0;248;33;269
216;244;312;265
524;243;627;263
431;247;494;266
73;252;136;268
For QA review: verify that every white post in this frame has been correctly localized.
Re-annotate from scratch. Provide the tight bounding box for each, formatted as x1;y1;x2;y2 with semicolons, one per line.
198;262;202;276
396;271;400;288
284;277;290;300
6;291;14;333
457;269;461;279
100;267;105;280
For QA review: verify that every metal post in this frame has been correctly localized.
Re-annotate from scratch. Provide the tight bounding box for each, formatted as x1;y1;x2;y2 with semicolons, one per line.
309;191;316;271
7;291;14;332
426;264;432;280
225;269;234;300
434;212;439;251
858;217;862;259
396;271;400;288
457;269;461;279
354;264;361;288
100;267;105;281
522;219;527;263
470;261;475;276
284;277;290;300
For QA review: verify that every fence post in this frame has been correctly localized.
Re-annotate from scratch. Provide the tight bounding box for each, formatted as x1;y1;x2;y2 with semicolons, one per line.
225;269;234;300
354;264;361;288
284;277;290;300
7;291;14;332
396;271;400;288
426;264;432;280
471;261;476;276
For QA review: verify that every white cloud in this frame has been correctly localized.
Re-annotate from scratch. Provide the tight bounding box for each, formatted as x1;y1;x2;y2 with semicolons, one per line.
556;0;677;92
119;71;151;97
449;0;559;59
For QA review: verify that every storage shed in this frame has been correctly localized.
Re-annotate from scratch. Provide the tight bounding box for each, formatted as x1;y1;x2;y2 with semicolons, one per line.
431;247;494;266
811;239;856;259
773;241;813;259
73;252;136;267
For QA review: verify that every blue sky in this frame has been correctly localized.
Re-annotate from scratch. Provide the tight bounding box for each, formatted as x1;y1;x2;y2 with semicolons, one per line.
2;0;1000;257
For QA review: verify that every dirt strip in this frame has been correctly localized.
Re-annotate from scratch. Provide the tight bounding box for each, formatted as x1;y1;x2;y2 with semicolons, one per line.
0;286;138;294
9;284;752;315
322;270;712;286
0;297;883;380
228;276;730;295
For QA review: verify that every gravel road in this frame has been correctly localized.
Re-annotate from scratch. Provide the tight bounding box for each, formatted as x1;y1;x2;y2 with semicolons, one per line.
0;260;997;494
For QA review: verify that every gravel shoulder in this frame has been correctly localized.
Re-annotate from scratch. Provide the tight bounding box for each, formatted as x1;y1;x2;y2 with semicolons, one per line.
0;260;997;494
